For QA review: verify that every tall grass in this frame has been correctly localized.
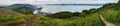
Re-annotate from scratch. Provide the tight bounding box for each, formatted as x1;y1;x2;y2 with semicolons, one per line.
1;9;120;26
33;9;120;26
0;14;32;26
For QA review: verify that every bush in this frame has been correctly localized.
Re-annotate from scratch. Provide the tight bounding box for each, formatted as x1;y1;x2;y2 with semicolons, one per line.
11;8;33;15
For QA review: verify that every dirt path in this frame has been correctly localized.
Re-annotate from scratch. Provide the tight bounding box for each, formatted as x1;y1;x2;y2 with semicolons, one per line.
99;15;115;26
7;15;38;26
19;15;38;26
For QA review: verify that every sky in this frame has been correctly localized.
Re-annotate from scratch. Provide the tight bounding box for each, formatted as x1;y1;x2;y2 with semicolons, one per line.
0;0;119;5
0;0;119;13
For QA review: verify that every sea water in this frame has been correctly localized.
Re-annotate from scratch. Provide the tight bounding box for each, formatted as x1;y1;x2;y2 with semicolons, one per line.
41;4;103;13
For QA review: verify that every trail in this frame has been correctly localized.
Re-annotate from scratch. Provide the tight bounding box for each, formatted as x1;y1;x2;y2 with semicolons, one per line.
18;15;38;26
99;15;115;26
7;15;39;26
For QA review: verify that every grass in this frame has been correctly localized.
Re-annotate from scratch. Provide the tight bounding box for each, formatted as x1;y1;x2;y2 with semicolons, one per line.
0;9;120;26
33;9;120;26
1;6;120;26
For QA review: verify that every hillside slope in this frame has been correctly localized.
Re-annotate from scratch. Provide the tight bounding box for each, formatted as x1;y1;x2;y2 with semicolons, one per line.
34;0;120;26
0;8;25;16
1;0;120;26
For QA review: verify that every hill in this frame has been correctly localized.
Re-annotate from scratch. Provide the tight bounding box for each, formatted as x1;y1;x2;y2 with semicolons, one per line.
9;4;36;11
0;0;120;26
0;8;25;16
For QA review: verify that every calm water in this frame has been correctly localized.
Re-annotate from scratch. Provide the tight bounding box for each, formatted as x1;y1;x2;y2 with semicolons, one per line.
41;4;103;13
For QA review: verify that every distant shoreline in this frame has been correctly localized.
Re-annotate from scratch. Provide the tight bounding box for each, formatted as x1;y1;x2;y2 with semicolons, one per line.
45;4;104;6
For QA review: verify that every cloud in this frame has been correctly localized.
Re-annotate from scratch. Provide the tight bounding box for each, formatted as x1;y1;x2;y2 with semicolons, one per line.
0;0;118;5
57;0;118;4
0;0;59;5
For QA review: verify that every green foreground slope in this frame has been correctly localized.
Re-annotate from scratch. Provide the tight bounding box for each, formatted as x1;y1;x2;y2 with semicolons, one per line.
1;0;120;26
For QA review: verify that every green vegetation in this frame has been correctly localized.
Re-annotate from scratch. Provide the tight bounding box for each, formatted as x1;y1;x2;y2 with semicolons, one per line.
46;11;80;19
11;8;33;15
0;14;33;26
1;0;120;26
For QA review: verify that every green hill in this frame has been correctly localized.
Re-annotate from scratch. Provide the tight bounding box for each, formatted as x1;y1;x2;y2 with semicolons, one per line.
1;0;120;26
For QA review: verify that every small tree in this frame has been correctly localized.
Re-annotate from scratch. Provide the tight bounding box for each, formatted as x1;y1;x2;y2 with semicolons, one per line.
89;8;97;14
72;12;81;16
11;8;33;15
47;11;73;19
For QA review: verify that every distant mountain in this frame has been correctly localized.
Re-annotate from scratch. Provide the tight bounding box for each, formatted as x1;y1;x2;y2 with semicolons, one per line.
46;4;104;6
8;4;46;15
9;4;36;11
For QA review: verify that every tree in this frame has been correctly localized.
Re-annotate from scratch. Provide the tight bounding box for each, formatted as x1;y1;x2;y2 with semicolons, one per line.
89;8;97;14
72;12;81;16
81;10;90;14
11;8;33;15
47;11;73;19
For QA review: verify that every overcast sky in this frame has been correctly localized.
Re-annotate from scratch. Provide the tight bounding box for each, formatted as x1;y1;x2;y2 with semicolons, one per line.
0;0;118;5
